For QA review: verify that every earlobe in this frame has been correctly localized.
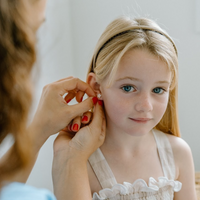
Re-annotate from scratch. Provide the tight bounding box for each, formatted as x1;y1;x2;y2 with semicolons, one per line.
87;73;101;93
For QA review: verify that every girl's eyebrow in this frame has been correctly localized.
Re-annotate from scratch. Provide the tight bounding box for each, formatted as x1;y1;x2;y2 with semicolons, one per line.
116;76;140;82
116;76;170;84
155;80;170;84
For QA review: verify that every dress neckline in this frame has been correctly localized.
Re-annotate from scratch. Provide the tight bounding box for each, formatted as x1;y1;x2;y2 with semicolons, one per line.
89;129;176;190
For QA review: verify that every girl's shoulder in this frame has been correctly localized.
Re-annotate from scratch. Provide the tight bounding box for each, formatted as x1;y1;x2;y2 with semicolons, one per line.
165;133;192;157
0;182;56;200
163;133;196;199
165;133;193;179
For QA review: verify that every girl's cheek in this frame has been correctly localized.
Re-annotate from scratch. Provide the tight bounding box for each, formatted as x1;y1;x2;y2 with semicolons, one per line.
155;94;169;107
106;99;129;118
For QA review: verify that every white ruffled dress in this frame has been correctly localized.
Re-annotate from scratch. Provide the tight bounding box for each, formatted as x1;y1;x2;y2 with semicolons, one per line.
88;129;182;200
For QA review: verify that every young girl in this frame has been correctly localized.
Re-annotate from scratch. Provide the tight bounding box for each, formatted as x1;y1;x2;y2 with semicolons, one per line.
86;16;197;200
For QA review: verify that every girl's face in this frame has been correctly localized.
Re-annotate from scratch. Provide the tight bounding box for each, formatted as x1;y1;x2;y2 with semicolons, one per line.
98;48;171;136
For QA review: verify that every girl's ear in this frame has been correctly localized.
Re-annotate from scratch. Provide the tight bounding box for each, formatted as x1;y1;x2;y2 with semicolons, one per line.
87;73;101;94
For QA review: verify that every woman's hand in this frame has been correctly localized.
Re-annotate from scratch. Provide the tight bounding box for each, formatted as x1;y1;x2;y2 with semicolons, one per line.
52;101;106;200
53;100;105;160
67;110;93;132
28;77;97;153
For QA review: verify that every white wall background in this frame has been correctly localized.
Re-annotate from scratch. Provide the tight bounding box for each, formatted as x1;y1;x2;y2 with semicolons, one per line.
26;0;200;192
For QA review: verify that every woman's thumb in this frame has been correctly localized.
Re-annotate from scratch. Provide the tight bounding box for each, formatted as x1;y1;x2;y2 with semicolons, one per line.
68;97;98;119
90;100;106;141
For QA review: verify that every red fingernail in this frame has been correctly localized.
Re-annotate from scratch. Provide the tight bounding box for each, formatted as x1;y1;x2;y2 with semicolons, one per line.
82;115;88;122
72;124;79;131
80;97;83;102
69;123;72;131
66;99;72;103
98;100;103;106
92;97;98;104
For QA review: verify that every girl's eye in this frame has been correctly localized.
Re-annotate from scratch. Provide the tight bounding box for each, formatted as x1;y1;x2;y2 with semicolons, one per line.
121;85;135;92
153;87;165;94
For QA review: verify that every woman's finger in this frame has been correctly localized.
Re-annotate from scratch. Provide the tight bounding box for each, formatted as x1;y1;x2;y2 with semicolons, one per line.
70;116;81;132
67;122;73;132
67;97;98;120
75;90;85;102
57;77;95;97
64;91;76;104
53;76;74;83
60;79;87;103
81;111;92;124
89;100;106;142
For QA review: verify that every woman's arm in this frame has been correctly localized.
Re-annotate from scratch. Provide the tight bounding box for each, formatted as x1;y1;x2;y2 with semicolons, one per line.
52;101;106;200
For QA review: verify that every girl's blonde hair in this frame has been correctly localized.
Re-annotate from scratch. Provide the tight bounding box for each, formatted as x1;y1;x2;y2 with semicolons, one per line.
0;0;36;182
87;16;180;137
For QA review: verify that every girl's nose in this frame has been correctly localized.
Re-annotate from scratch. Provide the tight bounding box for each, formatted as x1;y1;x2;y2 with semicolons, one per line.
135;94;153;113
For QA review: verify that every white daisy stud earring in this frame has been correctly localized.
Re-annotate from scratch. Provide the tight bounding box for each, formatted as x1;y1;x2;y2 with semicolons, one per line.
97;93;102;100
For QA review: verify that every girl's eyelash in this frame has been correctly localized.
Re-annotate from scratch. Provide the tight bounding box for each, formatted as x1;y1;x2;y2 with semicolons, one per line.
120;85;136;92
120;85;168;94
153;87;167;94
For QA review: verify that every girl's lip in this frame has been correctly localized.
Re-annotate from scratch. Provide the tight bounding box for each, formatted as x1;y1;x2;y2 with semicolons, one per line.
129;118;151;123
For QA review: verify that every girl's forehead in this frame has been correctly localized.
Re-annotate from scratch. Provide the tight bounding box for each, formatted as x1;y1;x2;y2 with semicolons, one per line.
119;49;163;66
119;49;169;74
104;49;171;86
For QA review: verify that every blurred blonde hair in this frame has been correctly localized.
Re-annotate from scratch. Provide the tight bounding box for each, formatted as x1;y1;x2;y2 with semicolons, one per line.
0;0;36;182
87;16;180;137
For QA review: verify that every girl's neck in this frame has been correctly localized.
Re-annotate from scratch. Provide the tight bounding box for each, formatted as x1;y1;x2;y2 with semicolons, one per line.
101;125;154;155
